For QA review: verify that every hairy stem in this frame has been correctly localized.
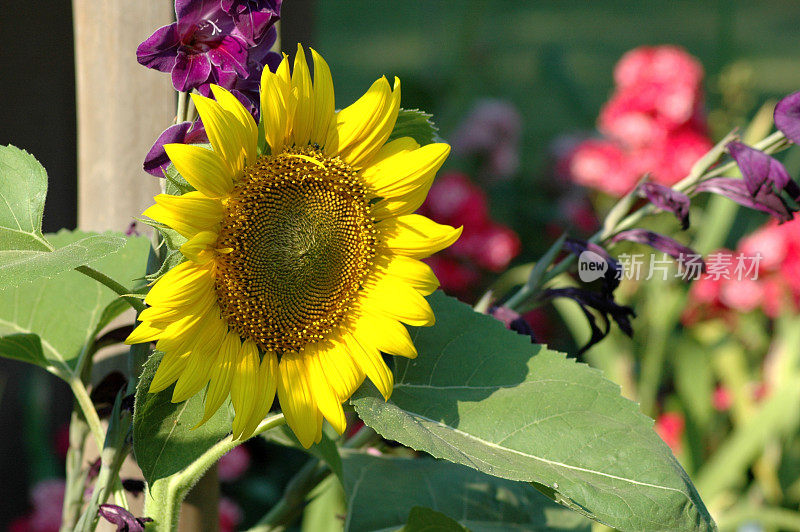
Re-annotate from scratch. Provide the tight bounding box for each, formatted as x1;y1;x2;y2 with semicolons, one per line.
75;265;146;313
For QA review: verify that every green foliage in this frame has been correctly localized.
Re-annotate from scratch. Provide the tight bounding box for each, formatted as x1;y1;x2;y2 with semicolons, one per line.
341;453;590;532
301;475;347;532
133;351;235;485
0;230;150;375
352;292;715;531
402;507;468;532
263;425;344;483
0;145;128;289
388;109;439;146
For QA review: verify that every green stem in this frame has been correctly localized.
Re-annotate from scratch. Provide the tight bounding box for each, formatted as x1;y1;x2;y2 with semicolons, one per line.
176;91;189;124
67;376;105;450
146;414;287;530
247;459;330;532
75;265;146;313
60;409;90;532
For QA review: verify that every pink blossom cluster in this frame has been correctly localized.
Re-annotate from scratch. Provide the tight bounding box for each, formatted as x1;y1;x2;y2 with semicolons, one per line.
566;46;713;196
419;172;521;296
686;218;800;320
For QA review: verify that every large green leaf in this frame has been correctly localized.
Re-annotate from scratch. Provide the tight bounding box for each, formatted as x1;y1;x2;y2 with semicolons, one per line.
402;507;468;532
342;453;590;532
388;109;439;146
133;351;235;485
0;233;127;290
352;292;715;531
0;230;151;375
0;145;49;251
0;145;128;289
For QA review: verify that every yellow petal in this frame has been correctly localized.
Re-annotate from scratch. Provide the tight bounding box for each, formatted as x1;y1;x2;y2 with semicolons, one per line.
238;349;278;438
304;344;347;434
260;57;295;155
277;351;321;448
378;214;462;259
164;144;234;199
137;287;216;323
144;262;215;307
149;349;190;394
125;320;166;345
352;312;418;358
362;143;450;199
316;339;365;402
143;191;223;239
290;44;314;146
180;230;219;265
371;181;432;219
375;255;439;296
362;276;435;327
171;314;227;402
326;77;399;168
191;93;249;177
342;333;393;400
209;85;258;165
309;48;334;146
230;339;261;440
197;331;240;427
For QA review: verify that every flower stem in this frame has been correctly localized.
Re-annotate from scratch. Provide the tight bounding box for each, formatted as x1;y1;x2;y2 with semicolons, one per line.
176;91;189;124
145;414;287;530
75;265;146;313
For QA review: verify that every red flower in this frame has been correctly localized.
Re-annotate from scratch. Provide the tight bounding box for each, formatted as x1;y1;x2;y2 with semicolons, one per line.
655;412;685;454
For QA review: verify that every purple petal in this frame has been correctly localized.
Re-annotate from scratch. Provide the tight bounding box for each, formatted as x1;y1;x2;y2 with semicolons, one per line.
611;229;705;271
172;51;212;92
696;177;795;222
176;0;227;35
540;287;635;354
727;140;791;196
225;0;282;45
207;35;249;77
640;182;691;230
136;23;180;73
775;90;800;145
143;121;207;177
98;504;153;532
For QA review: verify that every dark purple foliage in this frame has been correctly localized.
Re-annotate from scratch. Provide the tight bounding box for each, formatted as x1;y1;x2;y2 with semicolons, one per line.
775;90;800;145
639;182;691;229
564;239;622;296
695;177;795;223
98;504;153;532
727;140;796;199
610;229;705;272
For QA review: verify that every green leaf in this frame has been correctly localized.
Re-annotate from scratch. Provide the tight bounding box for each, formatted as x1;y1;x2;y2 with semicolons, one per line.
0;230;151;375
388;109;439;146
0;233;127;290
263;425;344;483
402;507;468;532
302;475;347;532
342;453;590;532
352;292;715;532
133;351;235;485
0;145;50;251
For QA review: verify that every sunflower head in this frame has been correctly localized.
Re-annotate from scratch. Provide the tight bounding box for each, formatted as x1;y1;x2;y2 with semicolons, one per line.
128;44;461;447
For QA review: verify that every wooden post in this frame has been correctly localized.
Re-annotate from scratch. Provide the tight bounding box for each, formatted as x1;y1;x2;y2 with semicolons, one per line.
73;0;173;232
73;3;219;531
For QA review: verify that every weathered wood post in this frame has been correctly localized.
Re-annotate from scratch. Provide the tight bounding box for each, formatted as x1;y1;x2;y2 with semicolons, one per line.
72;2;218;530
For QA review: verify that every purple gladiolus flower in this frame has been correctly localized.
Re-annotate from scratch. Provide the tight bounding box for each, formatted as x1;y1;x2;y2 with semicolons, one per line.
144;120;208;177
98;504;152;532
610;229;705;273
640;182;691;229
137;0;280;94
727;140;799;200
775;90;800;145
695;177;795;222
564;239;622;296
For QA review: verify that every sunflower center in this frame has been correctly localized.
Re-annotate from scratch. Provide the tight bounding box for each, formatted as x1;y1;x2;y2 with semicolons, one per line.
214;147;377;353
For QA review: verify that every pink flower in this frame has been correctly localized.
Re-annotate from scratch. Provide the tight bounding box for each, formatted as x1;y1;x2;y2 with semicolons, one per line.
423;172;488;228
655;412;685;454
712;386;732;411
424;256;481;295
219;497;244;532
218;445;251;482
614;46;704;92
567;139;638;196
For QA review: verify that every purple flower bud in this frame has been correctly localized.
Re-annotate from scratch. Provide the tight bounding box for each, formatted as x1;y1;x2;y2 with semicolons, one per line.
639;182;691;229
98;504;153;532
564;239;622;296
775;90;800;145
143;121;208;177
727;140;794;197
695;177;795;222
611;229;705;272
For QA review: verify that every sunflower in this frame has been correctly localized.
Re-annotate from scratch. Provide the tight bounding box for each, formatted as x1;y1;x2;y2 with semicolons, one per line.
126;45;461;448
